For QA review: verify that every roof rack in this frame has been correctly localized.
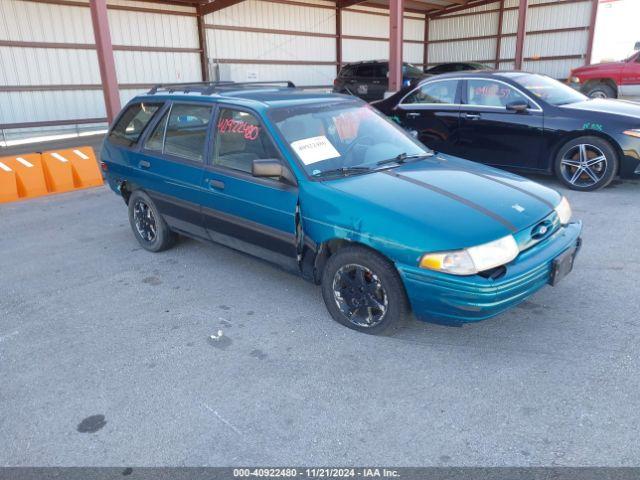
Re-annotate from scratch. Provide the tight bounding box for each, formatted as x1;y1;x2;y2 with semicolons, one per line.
148;80;296;96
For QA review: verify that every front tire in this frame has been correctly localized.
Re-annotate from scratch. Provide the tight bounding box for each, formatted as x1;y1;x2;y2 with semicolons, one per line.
321;246;410;334
584;82;616;99
128;190;177;252
554;136;618;191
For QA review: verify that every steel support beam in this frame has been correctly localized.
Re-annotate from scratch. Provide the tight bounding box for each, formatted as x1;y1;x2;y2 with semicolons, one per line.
89;0;120;124
585;0;599;65
423;14;429;68
494;0;504;69
196;6;209;81
336;6;342;76
514;0;528;70
388;0;404;92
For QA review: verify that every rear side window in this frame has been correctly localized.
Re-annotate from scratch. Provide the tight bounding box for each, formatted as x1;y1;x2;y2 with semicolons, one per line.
403;80;459;105
108;102;162;146
143;103;213;162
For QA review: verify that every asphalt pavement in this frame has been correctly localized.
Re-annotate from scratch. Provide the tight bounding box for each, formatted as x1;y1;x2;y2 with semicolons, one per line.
1;170;639;466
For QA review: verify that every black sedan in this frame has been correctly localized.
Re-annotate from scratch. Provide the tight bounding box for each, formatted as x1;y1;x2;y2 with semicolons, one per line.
372;71;640;191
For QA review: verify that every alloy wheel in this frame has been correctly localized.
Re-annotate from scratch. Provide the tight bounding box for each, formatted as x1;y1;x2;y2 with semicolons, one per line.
133;199;157;242
559;143;608;188
332;263;388;328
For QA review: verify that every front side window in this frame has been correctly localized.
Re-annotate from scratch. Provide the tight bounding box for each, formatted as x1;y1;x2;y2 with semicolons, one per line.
270;101;430;178
144;103;213;162
108;102;162;147
212;108;280;174
403;80;458;105
466;79;528;108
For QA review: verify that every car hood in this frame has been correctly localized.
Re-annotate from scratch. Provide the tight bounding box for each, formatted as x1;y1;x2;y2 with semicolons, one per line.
561;98;640;120
573;61;625;73
318;155;561;255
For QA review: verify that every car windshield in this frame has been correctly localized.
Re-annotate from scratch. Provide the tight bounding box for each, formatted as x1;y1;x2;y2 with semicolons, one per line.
508;73;587;106
269;101;431;178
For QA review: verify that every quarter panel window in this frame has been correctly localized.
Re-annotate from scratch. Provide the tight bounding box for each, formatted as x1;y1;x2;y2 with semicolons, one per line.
212;108;281;174
108;102;162;146
466;79;527;108
403;80;458;104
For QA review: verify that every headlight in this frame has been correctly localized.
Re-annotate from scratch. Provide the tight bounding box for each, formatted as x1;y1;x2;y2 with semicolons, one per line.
419;235;519;276
623;129;640;138
554;196;572;225
569;76;581;84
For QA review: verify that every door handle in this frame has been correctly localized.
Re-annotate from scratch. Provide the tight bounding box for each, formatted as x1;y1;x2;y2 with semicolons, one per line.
138;160;151;169
462;113;481;120
372;80;381;84
406;112;421;118
207;179;225;190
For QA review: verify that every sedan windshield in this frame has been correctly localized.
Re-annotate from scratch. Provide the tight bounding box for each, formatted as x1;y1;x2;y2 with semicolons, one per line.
269;101;431;178
507;73;587;106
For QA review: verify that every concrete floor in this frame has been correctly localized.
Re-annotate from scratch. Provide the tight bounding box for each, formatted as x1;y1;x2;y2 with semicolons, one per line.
1;158;640;466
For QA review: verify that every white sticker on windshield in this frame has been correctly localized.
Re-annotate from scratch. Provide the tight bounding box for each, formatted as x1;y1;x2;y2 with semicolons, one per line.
291;136;340;165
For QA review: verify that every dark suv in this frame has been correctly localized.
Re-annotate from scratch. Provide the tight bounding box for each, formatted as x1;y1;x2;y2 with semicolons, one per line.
333;61;425;101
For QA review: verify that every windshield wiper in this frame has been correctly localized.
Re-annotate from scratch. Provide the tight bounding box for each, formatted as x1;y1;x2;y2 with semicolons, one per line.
376;152;434;167
312;166;373;179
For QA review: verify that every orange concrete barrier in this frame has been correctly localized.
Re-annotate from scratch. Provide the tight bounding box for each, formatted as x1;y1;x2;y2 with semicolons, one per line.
66;146;104;188
0;160;20;203
41;150;76;193
1;154;48;199
0;147;103;203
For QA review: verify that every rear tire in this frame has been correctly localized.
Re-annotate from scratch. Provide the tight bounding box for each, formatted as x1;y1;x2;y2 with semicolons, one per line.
128;190;177;252
554;136;618;191
321;246;410;335
584;83;616;99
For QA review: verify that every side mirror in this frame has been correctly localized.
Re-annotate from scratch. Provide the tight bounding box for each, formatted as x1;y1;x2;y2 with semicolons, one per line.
506;100;529;112
252;159;296;185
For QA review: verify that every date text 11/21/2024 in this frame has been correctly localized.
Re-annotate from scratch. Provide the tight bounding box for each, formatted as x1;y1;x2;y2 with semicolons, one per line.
232;468;401;478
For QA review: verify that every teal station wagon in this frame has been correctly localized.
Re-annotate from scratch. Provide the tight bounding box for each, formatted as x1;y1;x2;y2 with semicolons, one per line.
101;81;582;334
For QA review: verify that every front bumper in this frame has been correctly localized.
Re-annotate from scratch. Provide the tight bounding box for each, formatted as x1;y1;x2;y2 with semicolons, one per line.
397;221;583;323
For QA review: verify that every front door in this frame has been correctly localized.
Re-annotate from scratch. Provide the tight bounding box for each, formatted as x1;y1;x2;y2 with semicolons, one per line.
393;78;461;155
200;106;299;271
457;78;544;170
132;101;213;239
620;53;640;97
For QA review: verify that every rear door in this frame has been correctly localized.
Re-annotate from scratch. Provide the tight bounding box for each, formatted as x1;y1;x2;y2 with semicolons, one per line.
200;105;299;271
132;101;214;239
620;53;640;97
394;78;462;155
457;78;544;169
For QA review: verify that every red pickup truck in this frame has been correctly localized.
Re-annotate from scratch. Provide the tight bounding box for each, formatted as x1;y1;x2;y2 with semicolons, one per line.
568;50;640;99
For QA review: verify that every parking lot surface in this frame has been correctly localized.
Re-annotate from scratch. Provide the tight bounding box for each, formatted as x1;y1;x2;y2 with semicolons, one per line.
1;169;639;466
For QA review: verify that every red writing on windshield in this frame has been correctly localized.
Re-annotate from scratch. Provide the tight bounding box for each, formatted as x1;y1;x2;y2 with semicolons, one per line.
217;118;260;140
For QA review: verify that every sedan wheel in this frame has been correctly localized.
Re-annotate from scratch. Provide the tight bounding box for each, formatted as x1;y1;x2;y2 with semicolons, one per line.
560;144;607;188
128;190;177;252
133;199;157;242
554;136;618;191
321;246;410;334
332;263;389;328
